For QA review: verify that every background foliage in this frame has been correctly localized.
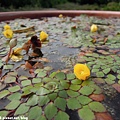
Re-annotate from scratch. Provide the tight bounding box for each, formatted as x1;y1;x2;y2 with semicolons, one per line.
0;0;120;11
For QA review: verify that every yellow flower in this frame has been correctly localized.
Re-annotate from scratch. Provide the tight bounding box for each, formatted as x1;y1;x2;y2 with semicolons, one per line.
10;48;23;62
91;24;98;32
3;29;13;39
4;24;11;30
59;14;63;18
40;31;48;41
74;64;90;80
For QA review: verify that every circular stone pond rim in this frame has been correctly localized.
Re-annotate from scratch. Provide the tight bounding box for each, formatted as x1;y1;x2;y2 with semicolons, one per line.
0;10;120;22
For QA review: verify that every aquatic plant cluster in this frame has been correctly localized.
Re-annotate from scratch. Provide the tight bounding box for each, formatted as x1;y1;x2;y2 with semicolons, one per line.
0;14;120;120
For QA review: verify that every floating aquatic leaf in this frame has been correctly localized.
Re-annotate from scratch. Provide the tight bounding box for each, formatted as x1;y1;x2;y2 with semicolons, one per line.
28;106;42;120
4;76;16;83
96;71;104;78
44;102;58;120
67;90;79;97
15;103;30;116
5;100;20;110
77;95;92;105
7;92;21;100
60;80;70;89
67;98;81;110
79;86;94;95
78;106;95;120
54;111;69;120
37;71;47;78
48;93;57;101
9;85;20;92
112;83;120;93
38;96;50;106
0;90;10;99
0;82;6;91
95;112;113;120
36;87;50;95
103;68;111;74
54;97;66;111
89;102;106;112
89;94;105;102
3;64;13;70
58;90;68;98
55;72;66;80
32;78;42;83
22;86;33;96
67;73;75;80
26;95;39;106
117;75;120;79
21;80;31;87
71;79;82;85
70;84;81;91
0;111;9;117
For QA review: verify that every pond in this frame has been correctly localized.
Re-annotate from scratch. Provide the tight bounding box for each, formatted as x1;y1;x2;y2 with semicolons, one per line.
0;13;120;120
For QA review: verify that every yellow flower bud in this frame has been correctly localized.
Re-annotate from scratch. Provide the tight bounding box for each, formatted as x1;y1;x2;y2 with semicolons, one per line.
91;24;98;32
74;64;90;80
40;31;48;41
3;29;13;39
4;24;11;30
59;14;63;18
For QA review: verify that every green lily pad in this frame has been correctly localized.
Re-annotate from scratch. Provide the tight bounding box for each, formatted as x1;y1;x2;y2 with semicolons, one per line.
107;74;116;80
7;92;21;100
77;95;92;105
22;86;33;96
71;79;82;85
78;106;95;120
36;87;50;95
0;111;9;117
55;72;66;80
37;71;47;77
15;103;30;116
49;71;57;78
67;98;81;110
19;76;28;81
28;106;42;120
21;80;31;87
0;90;10;99
103;68;111;74
48;93;57;101
42;77;53;83
79;86;94;96
67;90;79;97
54;97;66;111
54;111;69;120
38;96;50;106
66;73;75;80
70;84;81;91
58;90;68;98
3;64;13;70
96;71;104;78
26;95;39;106
88;101;106;112
44;102;58;120
5;100;20;110
8;85;20;92
60;80;70;89
105;78;115;85
32;78;42;83
4;76;16;83
117;75;120;79
34;68;44;74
